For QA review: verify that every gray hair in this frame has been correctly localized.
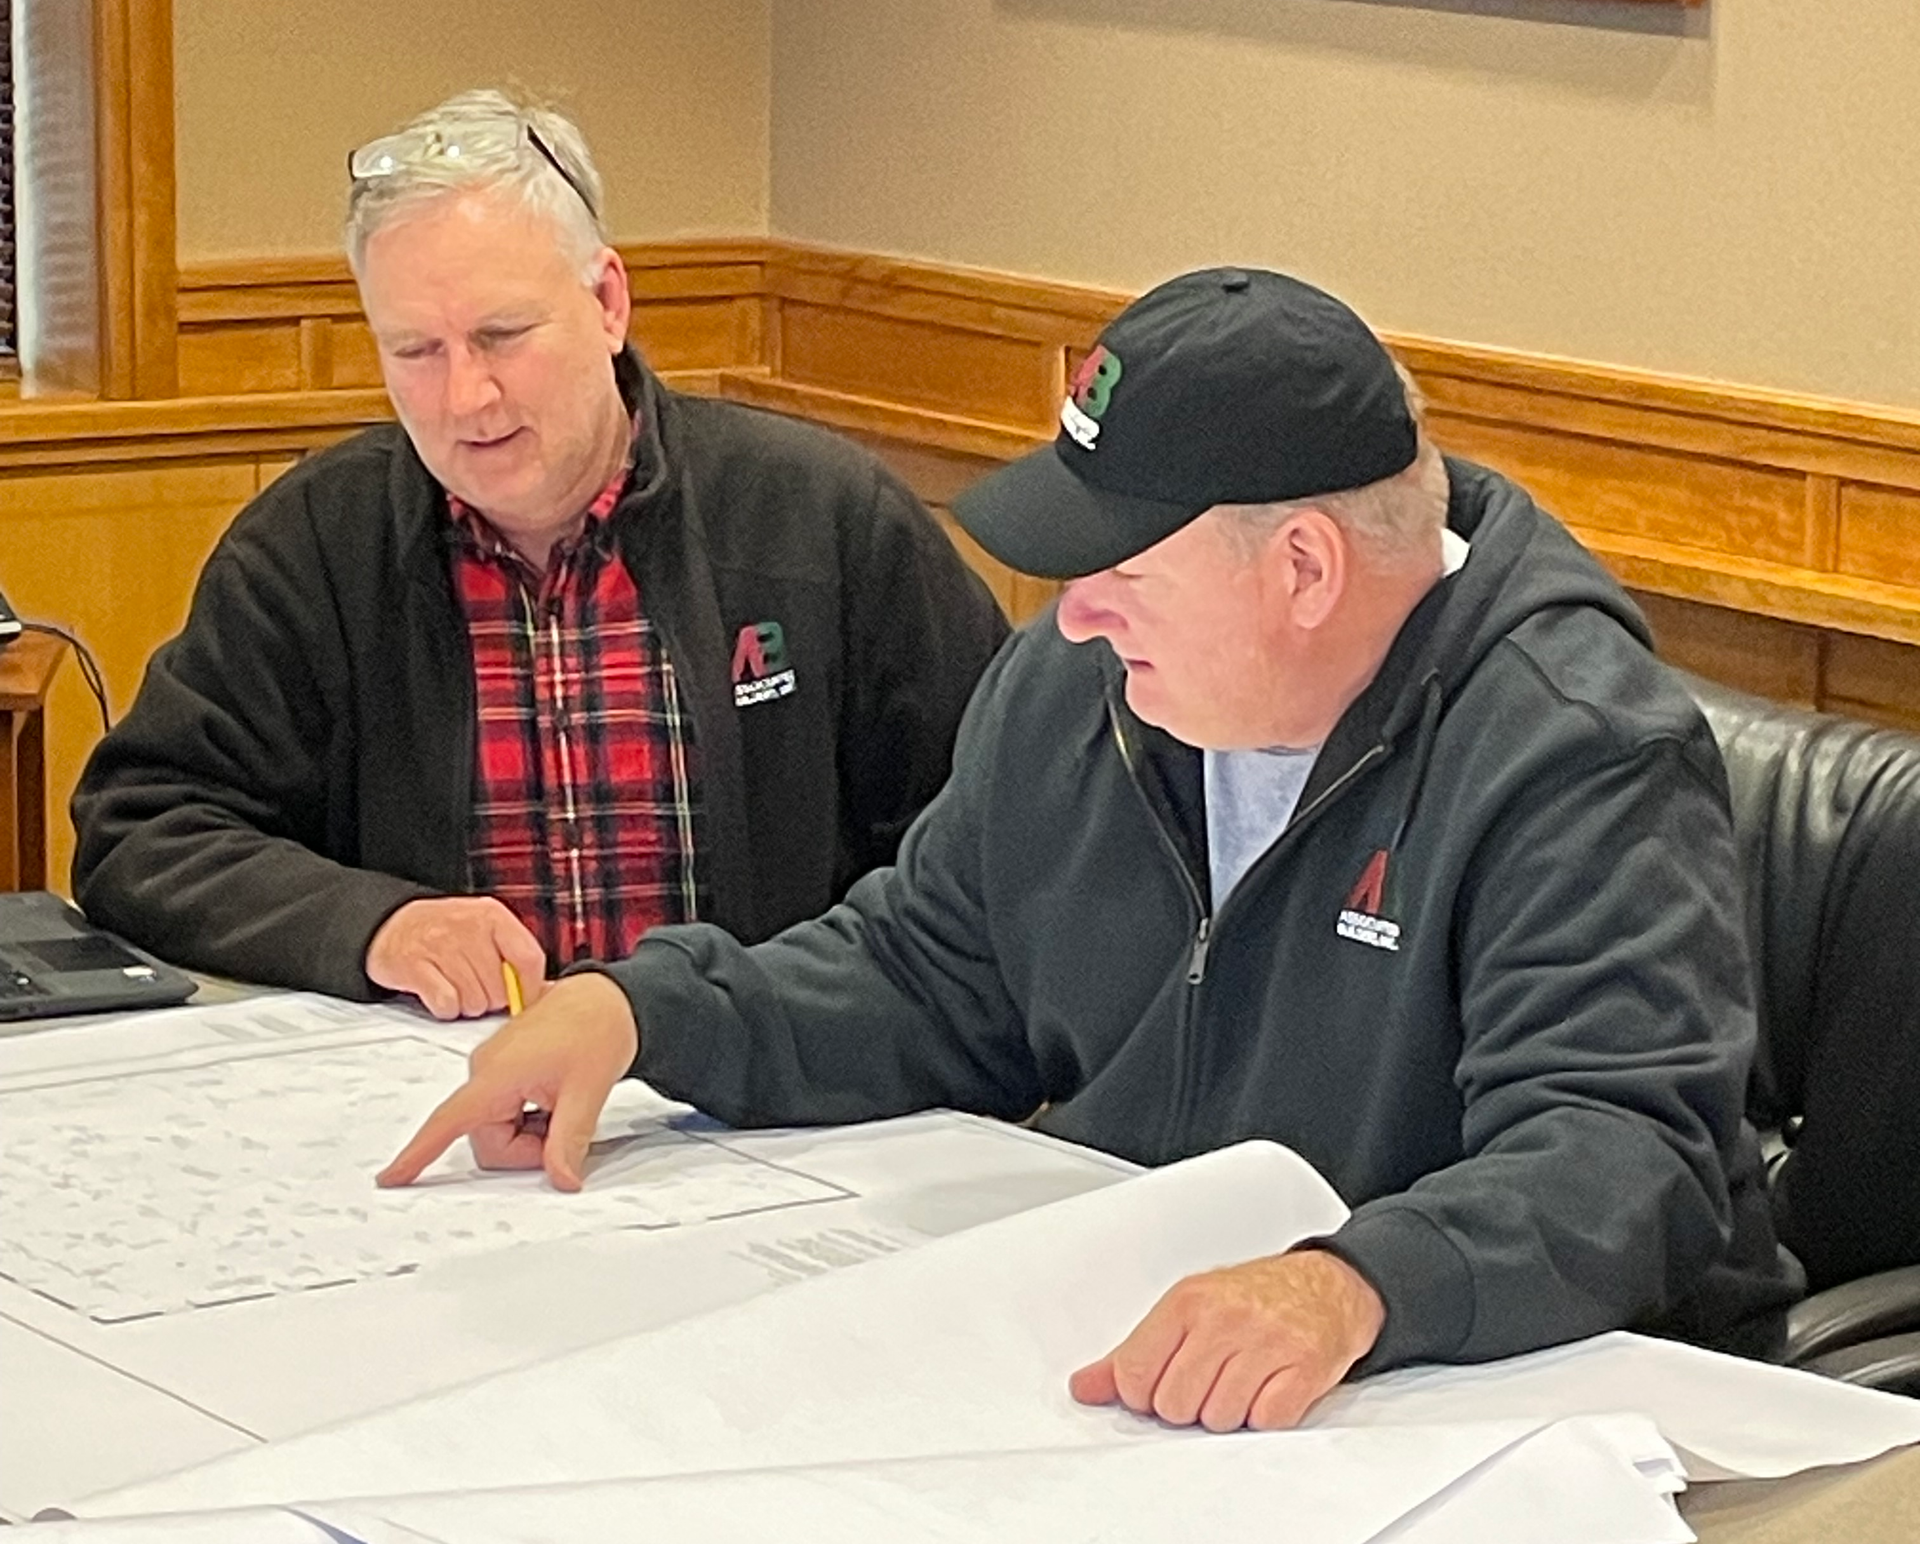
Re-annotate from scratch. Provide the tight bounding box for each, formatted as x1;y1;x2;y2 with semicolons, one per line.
1225;360;1450;566
345;88;608;278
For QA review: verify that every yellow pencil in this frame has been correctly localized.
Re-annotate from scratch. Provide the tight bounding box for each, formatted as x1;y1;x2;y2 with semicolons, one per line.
501;961;526;1017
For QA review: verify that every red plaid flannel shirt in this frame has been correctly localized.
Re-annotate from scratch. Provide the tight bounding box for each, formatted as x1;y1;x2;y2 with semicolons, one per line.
449;441;700;967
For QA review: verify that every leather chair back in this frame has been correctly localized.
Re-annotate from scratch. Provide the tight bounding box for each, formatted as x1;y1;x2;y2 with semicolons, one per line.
1687;675;1920;1292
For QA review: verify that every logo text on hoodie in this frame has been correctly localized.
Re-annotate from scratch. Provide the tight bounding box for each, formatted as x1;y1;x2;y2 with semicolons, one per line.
1336;848;1401;952
732;621;795;707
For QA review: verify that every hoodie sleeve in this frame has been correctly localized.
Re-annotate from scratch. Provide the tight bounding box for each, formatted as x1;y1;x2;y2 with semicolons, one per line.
1323;719;1763;1371
599;636;1044;1127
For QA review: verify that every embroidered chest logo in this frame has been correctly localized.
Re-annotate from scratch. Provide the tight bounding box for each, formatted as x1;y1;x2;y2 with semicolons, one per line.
732;621;796;707
1336;848;1402;953
1060;344;1123;450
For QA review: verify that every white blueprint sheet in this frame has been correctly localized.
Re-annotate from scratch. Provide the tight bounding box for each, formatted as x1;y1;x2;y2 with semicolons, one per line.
26;1419;1692;1544
0;994;1134;1519
79;1140;1920;1527
0;1035;848;1322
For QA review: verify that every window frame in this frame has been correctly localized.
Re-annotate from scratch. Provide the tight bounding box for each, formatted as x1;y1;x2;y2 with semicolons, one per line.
5;0;175;400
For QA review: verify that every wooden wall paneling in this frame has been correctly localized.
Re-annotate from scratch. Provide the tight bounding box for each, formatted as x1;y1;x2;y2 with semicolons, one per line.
623;250;766;376
1803;475;1841;570
172;244;773;395
765;237;1105;434
72;235;1920;712
628;299;764;375
1631;592;1823;709
0;712;22;890
833;430;1062;626
91;0;137;398
328;320;383;389
176;321;305;395
1389;338;1920;480
0;457;271;891
1823;633;1920;733
93;0;178;398
761;286;784;380
256;456;301;492
1425;414;1812;568
176;258;364;394
1836;483;1920;590
298;319;334;391
776;302;1061;429
1584;531;1920;650
766;247;1114;337
717;371;1045;465
0;392;394;472
852;436;1004;509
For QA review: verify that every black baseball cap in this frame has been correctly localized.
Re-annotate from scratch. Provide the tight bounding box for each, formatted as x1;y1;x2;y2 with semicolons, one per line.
952;267;1418;579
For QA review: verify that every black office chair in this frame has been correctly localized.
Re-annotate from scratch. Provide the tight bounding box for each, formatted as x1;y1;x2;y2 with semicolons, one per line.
1686;674;1920;1397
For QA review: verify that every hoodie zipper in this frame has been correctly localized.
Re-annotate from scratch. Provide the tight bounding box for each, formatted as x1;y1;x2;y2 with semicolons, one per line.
1108;699;1396;1151
1193;672;1442;957
1108;703;1212;980
1113;702;1393;985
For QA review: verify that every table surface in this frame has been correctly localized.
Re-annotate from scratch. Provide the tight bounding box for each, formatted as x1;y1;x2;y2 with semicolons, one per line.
2;990;1915;1538
1685;1445;1920;1542
0;992;1139;1520
0;629;67;711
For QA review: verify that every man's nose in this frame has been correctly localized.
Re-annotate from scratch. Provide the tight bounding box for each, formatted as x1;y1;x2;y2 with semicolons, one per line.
445;345;502;418
1055;575;1116;645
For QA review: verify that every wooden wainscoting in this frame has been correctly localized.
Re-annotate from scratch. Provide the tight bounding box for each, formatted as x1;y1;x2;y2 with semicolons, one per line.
175;241;774;395
700;244;1920;729
0;391;398;889
7;236;1919;893
691;244;1917;728
168;238;1920;710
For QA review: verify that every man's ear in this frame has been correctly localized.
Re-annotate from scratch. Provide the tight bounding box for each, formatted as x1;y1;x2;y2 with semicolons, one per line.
1272;509;1347;631
590;248;632;352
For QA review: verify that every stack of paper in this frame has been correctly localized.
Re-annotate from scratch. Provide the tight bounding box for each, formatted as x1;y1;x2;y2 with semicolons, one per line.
37;1421;1692;1544
57;1142;1920;1543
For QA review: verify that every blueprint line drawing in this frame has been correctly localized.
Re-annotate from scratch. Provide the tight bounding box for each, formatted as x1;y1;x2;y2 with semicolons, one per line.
0;1036;850;1324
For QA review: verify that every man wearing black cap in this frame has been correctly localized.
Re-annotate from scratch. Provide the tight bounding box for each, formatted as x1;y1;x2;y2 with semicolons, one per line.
383;269;1802;1429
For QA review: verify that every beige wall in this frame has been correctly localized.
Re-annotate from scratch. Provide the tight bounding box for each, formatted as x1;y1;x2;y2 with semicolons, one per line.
174;0;771;259
769;0;1920;411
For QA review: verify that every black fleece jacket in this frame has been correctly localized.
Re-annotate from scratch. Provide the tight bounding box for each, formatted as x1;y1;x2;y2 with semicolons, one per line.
604;458;1802;1372
72;351;1008;995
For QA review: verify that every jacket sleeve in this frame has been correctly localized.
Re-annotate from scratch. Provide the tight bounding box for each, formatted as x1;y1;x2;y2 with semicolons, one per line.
1323;726;1764;1371
598;638;1044;1128
71;487;438;998
832;463;1010;882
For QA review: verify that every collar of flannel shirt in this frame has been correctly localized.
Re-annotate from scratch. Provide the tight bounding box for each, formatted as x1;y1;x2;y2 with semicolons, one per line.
445;411;645;582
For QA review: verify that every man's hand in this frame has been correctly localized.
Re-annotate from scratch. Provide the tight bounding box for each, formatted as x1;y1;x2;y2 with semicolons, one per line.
376;972;639;1192
1068;1249;1385;1431
366;897;548;1020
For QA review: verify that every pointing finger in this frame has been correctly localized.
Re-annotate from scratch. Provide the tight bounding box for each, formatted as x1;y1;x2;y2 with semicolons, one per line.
377;1084;494;1187
1067;1356;1120;1407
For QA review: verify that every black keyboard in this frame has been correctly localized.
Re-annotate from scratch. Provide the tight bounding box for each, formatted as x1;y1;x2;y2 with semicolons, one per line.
1;968;50;999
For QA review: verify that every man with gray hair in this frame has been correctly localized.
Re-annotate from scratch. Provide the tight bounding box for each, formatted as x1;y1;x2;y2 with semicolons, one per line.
382;266;1801;1425
72;90;1007;1015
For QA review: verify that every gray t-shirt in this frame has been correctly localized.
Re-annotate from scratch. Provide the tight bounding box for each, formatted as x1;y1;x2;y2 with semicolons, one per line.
1204;744;1320;907
1202;530;1472;908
